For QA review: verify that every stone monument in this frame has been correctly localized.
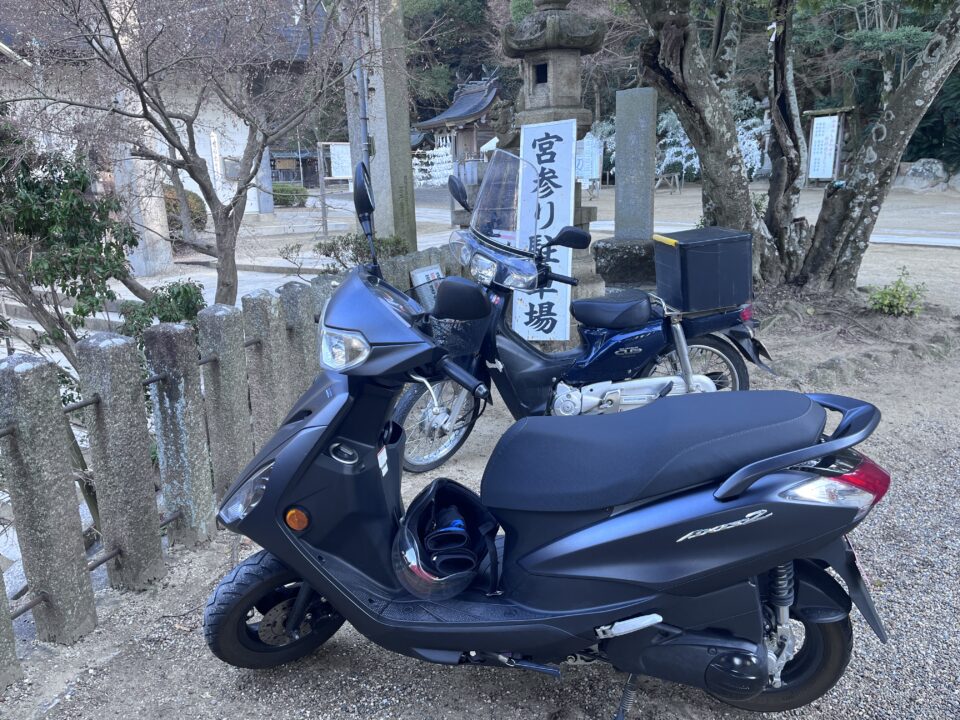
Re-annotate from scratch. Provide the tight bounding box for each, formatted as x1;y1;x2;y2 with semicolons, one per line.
593;87;659;284
501;0;604;232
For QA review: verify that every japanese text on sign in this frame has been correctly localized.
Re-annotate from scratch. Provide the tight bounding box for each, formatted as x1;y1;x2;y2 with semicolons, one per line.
512;120;577;342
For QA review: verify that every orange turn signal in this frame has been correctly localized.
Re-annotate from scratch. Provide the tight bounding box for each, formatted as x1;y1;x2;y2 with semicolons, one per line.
284;507;310;532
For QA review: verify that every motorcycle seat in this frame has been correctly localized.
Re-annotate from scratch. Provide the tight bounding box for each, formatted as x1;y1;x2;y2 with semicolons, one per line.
570;291;654;329
481;391;826;513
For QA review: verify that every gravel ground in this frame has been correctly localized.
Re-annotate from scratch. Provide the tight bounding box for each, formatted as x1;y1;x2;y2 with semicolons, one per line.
2;245;960;720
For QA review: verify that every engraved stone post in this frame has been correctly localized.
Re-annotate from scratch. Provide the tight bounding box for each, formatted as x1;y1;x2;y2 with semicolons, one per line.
242;290;286;450
143;324;215;545
0;571;22;688
278;281;320;407
198;305;254;499
76;333;166;589
0;354;97;643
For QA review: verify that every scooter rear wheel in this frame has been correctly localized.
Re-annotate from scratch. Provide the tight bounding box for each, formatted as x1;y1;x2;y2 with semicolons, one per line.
204;550;344;669
646;334;750;392
714;614;853;712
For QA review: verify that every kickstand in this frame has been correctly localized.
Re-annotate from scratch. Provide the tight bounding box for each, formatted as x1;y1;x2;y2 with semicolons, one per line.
612;674;640;720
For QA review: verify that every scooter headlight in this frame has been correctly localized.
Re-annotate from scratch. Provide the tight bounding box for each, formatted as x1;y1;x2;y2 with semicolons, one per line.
219;462;273;525
469;253;497;287
320;325;371;371
449;232;473;266
500;267;538;290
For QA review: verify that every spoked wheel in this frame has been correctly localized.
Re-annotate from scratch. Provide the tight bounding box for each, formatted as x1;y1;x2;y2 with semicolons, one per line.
645;334;749;391
716;613;853;712
204;550;344;669
394;380;481;473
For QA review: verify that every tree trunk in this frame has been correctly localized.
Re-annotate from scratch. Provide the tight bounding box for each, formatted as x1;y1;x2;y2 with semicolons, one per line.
212;205;246;305
763;0;810;282
710;0;742;88
632;0;774;274
801;3;960;290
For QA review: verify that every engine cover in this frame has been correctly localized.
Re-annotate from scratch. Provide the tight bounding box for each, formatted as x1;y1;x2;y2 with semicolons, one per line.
551;375;718;416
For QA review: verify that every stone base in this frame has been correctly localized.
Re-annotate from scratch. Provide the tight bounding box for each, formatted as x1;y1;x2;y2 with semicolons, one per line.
592;237;657;285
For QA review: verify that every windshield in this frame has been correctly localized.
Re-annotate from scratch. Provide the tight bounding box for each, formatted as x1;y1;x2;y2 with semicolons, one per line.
470;150;539;257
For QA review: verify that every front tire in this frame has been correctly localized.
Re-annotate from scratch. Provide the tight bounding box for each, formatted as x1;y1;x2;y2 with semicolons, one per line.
394;381;481;473
646;334;750;391
716;616;853;712
204;550;344;669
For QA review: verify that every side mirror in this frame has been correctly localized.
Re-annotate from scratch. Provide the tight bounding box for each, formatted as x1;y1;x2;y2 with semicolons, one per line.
545;226;591;251
447;175;472;212
432;277;490;321
354;162;375;217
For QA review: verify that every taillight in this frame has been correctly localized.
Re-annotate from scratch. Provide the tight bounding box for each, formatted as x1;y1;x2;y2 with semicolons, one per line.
837;456;890;504
739;304;754;323
781;454;890;521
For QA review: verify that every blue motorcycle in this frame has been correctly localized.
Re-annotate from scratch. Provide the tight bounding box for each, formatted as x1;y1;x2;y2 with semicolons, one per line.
395;151;771;471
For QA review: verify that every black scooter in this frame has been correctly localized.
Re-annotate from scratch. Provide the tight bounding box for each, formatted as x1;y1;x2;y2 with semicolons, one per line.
204;163;890;716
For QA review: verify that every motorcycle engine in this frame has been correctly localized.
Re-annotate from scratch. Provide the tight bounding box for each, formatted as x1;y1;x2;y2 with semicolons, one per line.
551;383;582;416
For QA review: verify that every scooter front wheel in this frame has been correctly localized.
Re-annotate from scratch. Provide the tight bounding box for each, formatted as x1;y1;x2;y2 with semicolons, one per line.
394;380;481;473
204;550;344;669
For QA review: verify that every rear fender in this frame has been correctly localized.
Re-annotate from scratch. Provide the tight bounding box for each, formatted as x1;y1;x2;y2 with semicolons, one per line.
719;324;775;374
791;559;851;624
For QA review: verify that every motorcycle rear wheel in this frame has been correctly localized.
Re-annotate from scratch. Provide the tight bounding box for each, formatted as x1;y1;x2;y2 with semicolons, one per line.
204;550;344;669
645;334;750;392
714;615;853;712
394;380;481;473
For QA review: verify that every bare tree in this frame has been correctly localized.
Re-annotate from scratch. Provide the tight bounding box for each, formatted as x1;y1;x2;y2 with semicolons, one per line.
0;0;367;304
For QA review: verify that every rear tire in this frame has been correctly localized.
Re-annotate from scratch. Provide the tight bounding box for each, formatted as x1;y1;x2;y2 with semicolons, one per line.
204;550;344;669
715;616;853;712
646;334;750;392
394;381;481;473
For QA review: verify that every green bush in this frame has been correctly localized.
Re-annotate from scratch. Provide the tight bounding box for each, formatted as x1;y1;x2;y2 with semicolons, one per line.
868;267;926;317
119;280;206;342
162;184;207;236
314;233;409;271
273;182;308;207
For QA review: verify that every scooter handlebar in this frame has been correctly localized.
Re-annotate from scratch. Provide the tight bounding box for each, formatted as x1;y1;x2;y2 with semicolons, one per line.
437;357;490;400
543;270;579;287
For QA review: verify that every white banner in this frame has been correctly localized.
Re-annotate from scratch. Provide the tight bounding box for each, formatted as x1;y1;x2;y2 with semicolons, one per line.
512;119;577;342
808;115;840;180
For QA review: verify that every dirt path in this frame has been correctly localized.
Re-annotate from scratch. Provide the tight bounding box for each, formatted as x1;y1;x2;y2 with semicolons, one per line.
3;246;959;720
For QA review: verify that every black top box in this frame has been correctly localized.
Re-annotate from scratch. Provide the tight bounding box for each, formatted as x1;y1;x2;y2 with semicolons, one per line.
653;228;753;313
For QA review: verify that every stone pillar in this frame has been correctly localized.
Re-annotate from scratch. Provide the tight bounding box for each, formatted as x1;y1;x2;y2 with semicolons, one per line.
0;354;97;644
143;324;215;545
0;570;23;688
242;290;286;450
344;0;417;250
593;87;658;285
116;154;173;276
197;305;255;499
76;333;166;590
278;281;320;408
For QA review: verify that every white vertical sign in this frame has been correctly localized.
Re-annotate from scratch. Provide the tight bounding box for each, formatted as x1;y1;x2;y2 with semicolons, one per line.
808;115;840;180
512;119;577;342
576;132;603;183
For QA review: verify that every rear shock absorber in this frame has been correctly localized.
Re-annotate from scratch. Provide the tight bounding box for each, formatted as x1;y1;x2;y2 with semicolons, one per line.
770;561;795;626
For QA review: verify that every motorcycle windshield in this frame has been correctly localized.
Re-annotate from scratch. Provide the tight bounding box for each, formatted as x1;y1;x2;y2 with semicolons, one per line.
470;149;539;258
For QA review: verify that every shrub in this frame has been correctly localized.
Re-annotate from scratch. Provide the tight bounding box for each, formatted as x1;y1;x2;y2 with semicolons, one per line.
119;280;206;342
868;266;926;317
314;233;409;271
162;184;207;236
273;182;308;207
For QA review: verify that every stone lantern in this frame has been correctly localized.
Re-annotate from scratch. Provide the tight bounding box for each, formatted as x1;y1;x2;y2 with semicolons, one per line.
501;0;604;140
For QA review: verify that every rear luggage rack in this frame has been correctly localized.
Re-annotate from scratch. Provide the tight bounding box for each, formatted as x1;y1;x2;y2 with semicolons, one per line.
714;394;881;501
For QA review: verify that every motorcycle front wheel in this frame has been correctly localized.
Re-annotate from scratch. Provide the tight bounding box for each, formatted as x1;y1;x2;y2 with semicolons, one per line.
204;550;344;669
394;380;481;473
645;334;750;391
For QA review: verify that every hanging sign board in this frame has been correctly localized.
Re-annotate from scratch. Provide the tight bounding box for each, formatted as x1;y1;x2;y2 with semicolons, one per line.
512;119;577;342
325;142;353;180
808;115;840;180
576;132;603;183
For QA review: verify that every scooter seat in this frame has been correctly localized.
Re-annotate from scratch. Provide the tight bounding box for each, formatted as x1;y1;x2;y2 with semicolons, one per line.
570;291;654;329
481;391;826;513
